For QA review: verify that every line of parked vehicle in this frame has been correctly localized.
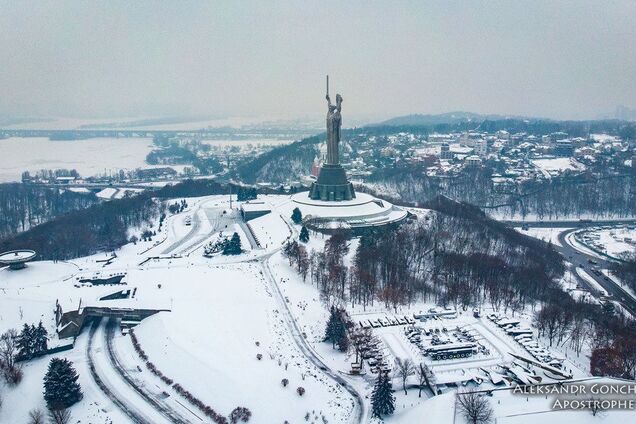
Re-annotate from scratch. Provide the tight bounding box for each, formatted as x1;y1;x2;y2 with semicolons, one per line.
358;314;417;329
487;314;564;369
356;336;391;374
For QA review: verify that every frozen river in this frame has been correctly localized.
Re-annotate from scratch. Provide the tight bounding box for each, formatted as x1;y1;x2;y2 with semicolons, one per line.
0;137;155;182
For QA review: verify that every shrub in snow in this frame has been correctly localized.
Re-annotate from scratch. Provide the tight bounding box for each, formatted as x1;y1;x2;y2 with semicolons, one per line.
297;386;306;396
291;207;302;224
28;408;45;424
229;406;252;423
281;378;289;387
6;366;23;385
130;330;228;423
48;408;71;424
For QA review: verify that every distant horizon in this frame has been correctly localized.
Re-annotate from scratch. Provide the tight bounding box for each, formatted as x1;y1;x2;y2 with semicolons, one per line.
1;107;635;132
1;1;635;122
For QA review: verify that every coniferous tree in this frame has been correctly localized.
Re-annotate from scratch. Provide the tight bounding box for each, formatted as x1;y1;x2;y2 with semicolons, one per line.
324;307;340;349
43;358;83;410
324;307;348;350
291;207;302;225
17;323;34;359
35;321;48;355
299;226;310;243
371;371;395;419
223;232;243;255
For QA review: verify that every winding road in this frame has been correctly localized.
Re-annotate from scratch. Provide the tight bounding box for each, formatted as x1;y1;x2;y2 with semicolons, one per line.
85;203;367;423
512;220;636;317
554;228;636;317
260;253;367;424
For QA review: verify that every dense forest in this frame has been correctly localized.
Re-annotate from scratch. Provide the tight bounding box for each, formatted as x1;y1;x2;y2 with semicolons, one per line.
289;196;565;313
235;133;322;183
0;179;233;260
0;183;99;239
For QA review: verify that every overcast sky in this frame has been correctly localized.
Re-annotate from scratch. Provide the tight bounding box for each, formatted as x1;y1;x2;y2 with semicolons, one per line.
1;1;635;123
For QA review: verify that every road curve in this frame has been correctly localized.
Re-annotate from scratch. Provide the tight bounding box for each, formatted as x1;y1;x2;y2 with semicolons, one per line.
260;254;367;424
104;318;194;424
555;229;636;317
162;208;202;255
86;319;153;424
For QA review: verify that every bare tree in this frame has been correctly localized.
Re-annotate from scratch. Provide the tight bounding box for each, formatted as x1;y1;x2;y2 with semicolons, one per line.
48;408;72;424
416;362;436;397
394;357;415;395
456;390;494;424
0;329;18;370
0;329;22;385
28;408;45;424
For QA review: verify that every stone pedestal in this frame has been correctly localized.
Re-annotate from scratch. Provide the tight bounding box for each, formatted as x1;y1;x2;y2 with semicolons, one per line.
309;164;356;201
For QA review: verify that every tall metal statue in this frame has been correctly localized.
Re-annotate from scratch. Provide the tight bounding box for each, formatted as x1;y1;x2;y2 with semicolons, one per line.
325;75;343;165
309;76;355;201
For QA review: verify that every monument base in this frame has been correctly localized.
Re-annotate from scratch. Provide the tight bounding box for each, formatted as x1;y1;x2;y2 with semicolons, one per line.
287;192;409;234
309;164;356;201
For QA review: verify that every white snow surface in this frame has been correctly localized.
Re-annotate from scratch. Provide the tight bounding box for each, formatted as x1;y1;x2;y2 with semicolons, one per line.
0;194;631;424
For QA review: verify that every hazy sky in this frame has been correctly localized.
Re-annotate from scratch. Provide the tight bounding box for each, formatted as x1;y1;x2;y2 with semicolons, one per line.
1;0;635;123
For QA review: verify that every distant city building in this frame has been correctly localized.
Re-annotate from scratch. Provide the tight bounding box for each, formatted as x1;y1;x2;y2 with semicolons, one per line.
464;155;482;168
550;131;569;141
475;139;488;157
440;143;453;160
136;167;178;180
555;139;574;157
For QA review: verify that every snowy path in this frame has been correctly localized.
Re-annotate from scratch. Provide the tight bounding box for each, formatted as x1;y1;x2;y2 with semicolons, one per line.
87;319;173;423
104;319;196;424
261;253;367;424
161;208;202;255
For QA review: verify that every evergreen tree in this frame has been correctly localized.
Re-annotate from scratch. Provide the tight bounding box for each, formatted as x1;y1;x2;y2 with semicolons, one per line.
337;328;350;353
299;226;310;243
34;321;48;355
371;372;395;419
324;307;340;349
324;307;348;350
17;323;34;359
223;232;242;255
43;358;83;410
291;207;303;225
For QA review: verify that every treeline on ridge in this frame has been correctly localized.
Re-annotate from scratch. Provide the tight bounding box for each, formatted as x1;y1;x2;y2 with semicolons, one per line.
0;179;234;260
0;183;99;240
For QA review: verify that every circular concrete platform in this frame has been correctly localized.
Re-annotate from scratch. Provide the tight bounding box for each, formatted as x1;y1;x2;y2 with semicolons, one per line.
0;249;37;270
288;192;408;231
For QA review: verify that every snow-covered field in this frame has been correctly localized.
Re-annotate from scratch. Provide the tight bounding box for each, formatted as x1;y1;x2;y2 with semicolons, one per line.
517;227;568;246
0;137;154;182
201;138;294;148
0;194;630;423
575;226;636;260
532;157;584;174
